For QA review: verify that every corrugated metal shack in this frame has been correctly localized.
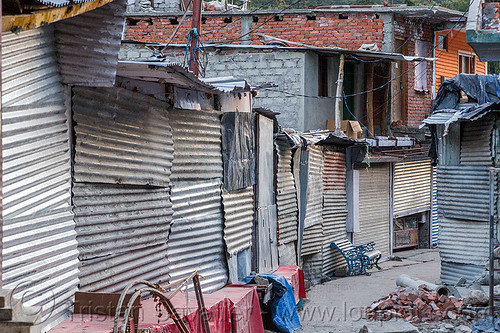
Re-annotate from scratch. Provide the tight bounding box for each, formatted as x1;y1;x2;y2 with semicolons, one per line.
423;74;499;284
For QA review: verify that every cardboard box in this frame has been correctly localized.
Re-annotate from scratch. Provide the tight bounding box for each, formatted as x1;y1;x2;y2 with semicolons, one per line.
327;120;363;139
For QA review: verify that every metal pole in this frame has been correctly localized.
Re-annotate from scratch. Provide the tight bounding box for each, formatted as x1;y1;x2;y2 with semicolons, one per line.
489;168;495;318
189;0;202;75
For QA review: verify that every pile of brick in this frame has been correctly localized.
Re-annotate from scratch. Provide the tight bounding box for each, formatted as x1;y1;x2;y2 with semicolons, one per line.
367;285;463;323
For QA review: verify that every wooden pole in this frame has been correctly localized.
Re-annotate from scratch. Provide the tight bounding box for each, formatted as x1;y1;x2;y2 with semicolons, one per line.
366;63;374;136
189;0;202;75
334;54;345;132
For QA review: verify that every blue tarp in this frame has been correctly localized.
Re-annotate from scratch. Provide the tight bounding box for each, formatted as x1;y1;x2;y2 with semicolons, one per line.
472;316;500;332
246;274;301;333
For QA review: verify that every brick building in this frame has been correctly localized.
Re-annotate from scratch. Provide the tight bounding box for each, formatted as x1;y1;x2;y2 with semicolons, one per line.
122;5;464;136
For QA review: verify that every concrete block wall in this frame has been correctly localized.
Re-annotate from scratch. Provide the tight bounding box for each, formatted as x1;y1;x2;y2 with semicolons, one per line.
119;44;306;130
127;0;181;13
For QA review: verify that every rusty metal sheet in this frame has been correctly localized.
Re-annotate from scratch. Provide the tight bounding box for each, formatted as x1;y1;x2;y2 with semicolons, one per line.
72;86;173;187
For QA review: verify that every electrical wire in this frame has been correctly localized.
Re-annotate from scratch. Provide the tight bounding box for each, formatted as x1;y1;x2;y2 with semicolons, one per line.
163;0;193;48
342;89;375;138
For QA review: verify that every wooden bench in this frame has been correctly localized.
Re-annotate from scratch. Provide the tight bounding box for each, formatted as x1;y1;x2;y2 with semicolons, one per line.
330;240;382;276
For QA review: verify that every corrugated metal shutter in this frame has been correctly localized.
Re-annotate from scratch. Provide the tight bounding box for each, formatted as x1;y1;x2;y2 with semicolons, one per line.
301;146;324;256
2;102;78;329
460;116;493;165
168;180;228;292
431;167;439;246
1;26;65;106
222;188;254;255
393;159;432;216
441;261;485;285
354;163;390;255
437;165;490;221
322;150;348;275
54;0;126;86
72;86;173;187
169;108;223;181
439;217;489;265
73;184;172;292
276;139;298;245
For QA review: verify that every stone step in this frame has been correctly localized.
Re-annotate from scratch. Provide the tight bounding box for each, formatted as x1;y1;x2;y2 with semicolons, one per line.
0;307;43;333
0;297;24;321
0;289;14;308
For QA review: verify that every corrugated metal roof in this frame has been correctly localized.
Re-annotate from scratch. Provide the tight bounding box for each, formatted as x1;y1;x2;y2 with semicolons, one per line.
440;261;485;285
33;0;100;8
79;243;170;293
460;115;493;165
54;0;126;86
202;76;250;92
437;165;490;222
72;86;173;187
2;102;78;329
1;26;65;106
221;188;254;255
439;217;489;265
73;183;173;261
393;159;432;216
354;164;390;255
276;139;298;245
168;180;228;292
169;107;223;181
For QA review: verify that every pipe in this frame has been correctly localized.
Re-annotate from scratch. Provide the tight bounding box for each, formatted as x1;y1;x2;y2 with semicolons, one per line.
396;274;453;296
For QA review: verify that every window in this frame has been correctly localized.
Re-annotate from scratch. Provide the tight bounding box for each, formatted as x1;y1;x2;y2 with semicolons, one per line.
437;34;448;51
459;52;476;74
318;56;329;97
414;40;428;92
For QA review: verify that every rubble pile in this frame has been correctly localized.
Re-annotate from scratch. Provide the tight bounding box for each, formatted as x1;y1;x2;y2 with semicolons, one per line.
367;285;463;323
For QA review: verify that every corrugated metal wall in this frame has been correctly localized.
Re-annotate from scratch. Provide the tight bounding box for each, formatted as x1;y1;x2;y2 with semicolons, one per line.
276;139;298;245
441;261;486;285
322;150;348;275
72;86;173;187
1;26;78;330
460;116;493;166
169;107;223;181
431;167;439;246
393;159;432;216
354;164;391;255
301;146;324;256
54;0;126;86
73;184;172;292
2;102;78;327
436;166;490;221
221;188;254;255
168;180;228;292
72;86;174;294
2;26;65;106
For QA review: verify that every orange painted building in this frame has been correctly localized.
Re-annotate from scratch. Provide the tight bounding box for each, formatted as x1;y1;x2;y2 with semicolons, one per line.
434;29;486;94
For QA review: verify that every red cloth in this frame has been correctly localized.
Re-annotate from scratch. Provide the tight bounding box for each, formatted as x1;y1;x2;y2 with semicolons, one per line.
223;285;264;333
273;266;306;303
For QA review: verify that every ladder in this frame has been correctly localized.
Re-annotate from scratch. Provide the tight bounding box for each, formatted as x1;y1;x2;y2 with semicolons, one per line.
488;168;500;317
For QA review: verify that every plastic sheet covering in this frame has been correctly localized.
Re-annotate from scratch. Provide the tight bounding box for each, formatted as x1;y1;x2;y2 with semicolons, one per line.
275;138;299;245
221;188;254;255
434;74;500;111
72;86;173;186
168;180;228;292
54;0;126;86
221;112;255;191
246;274;301;333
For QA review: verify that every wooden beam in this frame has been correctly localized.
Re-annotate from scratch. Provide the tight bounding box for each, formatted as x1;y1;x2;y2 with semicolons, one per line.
2;0;114;33
334;53;345;132
366;63;374;136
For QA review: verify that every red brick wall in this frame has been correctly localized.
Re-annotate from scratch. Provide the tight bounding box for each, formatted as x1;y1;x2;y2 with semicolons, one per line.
394;14;434;128
126;12;384;50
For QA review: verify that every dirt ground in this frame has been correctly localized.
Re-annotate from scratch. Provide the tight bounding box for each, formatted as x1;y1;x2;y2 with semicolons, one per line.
297;248;463;333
